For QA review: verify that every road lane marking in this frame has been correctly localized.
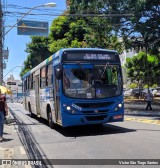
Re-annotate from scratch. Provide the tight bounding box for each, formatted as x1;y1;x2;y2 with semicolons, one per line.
125;117;160;125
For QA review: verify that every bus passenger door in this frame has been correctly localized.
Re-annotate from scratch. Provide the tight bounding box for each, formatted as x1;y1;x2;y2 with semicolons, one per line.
24;91;27;110
23;79;27;110
35;75;41;116
54;67;61;124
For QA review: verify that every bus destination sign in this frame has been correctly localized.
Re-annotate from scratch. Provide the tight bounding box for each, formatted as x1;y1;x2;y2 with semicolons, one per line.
84;53;111;60
63;51;119;62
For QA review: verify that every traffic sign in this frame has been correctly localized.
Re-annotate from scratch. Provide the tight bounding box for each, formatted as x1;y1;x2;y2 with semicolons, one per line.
17;20;49;36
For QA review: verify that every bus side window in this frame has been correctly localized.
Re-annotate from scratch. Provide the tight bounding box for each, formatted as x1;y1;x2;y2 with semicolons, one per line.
40;66;46;88
29;74;33;90
33;74;35;90
27;76;29;90
46;63;53;87
30;74;33;90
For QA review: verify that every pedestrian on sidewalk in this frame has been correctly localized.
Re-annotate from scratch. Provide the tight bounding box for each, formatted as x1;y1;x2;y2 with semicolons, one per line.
145;90;153;110
0;89;8;142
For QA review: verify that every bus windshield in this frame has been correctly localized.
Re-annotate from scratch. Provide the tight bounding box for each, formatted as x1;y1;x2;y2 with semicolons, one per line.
63;64;122;99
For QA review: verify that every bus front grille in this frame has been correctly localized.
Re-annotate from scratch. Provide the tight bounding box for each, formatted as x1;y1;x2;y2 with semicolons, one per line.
82;110;109;114
75;102;113;108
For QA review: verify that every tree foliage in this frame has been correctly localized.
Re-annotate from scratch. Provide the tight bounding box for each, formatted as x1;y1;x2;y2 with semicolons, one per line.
125;52;160;87
49;16;87;53
68;0;160;53
67;0;125;52
120;0;160;54
20;36;52;77
20;0;160;77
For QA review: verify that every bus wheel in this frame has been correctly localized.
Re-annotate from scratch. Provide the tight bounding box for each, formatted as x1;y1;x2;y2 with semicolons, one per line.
48;108;56;129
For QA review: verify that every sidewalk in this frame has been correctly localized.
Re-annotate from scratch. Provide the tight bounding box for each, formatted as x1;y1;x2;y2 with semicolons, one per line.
0;111;29;168
0;122;14;155
125;101;160;117
124;97;160;106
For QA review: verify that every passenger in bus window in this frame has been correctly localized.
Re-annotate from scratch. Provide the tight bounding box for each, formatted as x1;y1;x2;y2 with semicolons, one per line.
63;70;70;89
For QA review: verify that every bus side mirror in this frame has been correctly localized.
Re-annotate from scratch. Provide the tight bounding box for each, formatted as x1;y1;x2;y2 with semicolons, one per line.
55;68;62;80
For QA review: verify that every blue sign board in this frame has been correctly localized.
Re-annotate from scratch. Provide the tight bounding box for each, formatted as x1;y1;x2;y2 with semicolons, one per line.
17;20;48;36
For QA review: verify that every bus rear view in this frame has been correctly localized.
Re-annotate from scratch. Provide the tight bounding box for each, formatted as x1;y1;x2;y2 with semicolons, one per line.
55;48;124;127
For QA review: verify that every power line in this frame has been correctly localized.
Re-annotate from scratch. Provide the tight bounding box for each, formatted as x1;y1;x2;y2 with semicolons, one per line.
4;11;134;17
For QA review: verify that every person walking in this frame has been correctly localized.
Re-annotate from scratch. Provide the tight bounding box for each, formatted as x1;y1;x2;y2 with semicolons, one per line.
145;90;153;110
0;89;8;142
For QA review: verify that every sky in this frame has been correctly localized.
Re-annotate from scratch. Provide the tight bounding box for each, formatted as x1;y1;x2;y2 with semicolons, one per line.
3;0;66;80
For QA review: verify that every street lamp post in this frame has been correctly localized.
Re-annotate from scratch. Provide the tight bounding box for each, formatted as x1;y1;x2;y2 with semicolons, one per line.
0;2;57;85
3;65;23;80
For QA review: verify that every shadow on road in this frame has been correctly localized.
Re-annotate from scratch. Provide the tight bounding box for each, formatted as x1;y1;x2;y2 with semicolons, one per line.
1;138;13;142
53;124;136;137
10;109;136;138
35;116;136;137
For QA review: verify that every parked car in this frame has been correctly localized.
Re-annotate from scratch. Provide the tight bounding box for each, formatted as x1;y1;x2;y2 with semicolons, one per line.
155;87;160;96
131;88;141;98
151;88;157;96
124;89;133;97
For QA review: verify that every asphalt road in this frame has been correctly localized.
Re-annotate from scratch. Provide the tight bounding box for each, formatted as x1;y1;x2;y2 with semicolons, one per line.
1;103;160;168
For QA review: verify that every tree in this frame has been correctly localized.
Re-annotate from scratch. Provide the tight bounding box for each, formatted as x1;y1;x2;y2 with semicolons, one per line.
49;16;88;53
67;0;125;52
20;36;52;77
125;52;160;88
68;0;160;54
120;0;160;54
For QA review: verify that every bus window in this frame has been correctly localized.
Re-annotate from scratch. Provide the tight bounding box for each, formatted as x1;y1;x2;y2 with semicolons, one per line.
24;78;27;92
40;66;46;88
30;74;34;90
46;63;53;87
32;73;35;90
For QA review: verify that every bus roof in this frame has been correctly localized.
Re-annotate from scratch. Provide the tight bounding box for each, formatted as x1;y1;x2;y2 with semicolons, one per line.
59;48;117;53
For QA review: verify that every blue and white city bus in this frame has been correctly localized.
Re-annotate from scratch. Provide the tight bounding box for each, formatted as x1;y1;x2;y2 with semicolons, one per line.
22;48;124;128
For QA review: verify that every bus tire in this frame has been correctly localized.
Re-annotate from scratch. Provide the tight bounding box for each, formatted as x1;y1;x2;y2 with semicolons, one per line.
28;103;34;118
48;107;56;129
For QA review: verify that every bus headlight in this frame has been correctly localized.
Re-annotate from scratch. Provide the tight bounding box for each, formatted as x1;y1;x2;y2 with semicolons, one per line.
63;104;71;111
63;104;76;114
66;106;71;111
115;103;123;111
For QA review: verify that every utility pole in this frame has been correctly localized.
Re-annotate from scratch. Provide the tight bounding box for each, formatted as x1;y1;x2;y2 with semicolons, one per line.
0;0;3;85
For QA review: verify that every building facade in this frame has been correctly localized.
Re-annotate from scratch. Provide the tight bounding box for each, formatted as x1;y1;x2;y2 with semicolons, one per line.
5;75;22;99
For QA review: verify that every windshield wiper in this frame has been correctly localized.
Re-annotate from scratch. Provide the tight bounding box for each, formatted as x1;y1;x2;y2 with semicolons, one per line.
101;62;109;78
